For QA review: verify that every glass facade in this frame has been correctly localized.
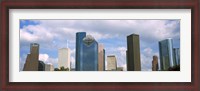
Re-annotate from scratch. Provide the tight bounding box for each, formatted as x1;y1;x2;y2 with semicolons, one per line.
159;38;175;70
75;32;86;71
173;48;180;65
76;33;98;71
38;60;45;71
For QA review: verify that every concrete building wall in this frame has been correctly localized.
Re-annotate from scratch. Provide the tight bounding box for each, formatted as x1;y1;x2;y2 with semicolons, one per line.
152;55;158;71
45;64;54;71
98;44;105;71
107;55;117;71
58;48;70;70
127;34;141;71
23;43;39;71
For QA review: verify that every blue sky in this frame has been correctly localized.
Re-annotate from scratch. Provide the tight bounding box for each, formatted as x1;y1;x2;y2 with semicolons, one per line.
20;20;180;71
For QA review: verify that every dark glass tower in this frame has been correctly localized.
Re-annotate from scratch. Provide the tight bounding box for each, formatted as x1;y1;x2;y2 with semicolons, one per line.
75;32;86;71
127;34;141;71
38;60;45;71
76;33;98;71
173;48;180;65
159;38;175;70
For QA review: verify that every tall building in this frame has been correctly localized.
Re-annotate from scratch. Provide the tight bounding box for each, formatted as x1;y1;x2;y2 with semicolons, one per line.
98;44;105;71
152;55;158;71
45;63;54;71
173;48;180;65
23;43;39;71
58;48;70;70
107;55;117;71
75;32;86;71
38;60;45;71
159;38;176;70
76;33;98;71
127;34;141;71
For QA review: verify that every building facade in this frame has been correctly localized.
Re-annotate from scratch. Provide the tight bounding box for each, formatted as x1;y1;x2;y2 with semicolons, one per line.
173;48;180;65
76;33;98;71
152;55;158;71
75;32;86;71
38;60;45;71
23;43;40;71
58;48;70;70
127;34;141;71
107;55;117;71
98;44;105;71
45;63;54;71
159;38;176;70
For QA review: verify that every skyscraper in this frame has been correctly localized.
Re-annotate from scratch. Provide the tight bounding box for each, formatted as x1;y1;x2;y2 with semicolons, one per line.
58;48;70;70
173;48;180;65
75;32;86;71
23;43;39;71
127;34;141;71
98;44;105;71
76;33;98;71
159;38;176;70
107;55;117;71
152;55;158;71
38;60;45;71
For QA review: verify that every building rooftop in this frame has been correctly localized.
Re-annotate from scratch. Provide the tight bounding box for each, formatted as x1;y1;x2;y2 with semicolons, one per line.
127;33;139;37
107;55;116;57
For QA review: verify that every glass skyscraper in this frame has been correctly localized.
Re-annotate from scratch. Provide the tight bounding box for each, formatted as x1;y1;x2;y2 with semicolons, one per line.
159;38;176;70
75;32;86;71
75;32;98;71
173;48;180;65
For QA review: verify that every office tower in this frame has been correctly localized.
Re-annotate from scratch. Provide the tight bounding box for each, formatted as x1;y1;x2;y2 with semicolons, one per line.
45;63;54;71
127;34;141;71
173;48;180;65
159;38;176;70
152;55;158;71
58;48;70;70
38;60;45;71
76;33;98;71
98;44;105;71
75;32;86;71
107;55;117;71
117;67;124;71
23;43;39;71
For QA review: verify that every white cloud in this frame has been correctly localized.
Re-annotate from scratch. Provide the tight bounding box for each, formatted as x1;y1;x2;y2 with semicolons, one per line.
141;47;159;71
20;20;180;50
39;53;58;68
39;54;49;62
20;20;180;71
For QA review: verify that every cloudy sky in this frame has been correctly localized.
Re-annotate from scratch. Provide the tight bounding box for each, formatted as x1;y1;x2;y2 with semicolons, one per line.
20;20;180;71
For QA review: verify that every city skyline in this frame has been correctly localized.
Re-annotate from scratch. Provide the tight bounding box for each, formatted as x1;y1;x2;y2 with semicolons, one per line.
20;20;180;71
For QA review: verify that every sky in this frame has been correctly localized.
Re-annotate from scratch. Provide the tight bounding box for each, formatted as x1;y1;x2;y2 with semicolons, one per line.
20;20;180;71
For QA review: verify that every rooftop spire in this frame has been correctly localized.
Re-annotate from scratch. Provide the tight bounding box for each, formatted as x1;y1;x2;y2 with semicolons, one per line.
67;40;68;48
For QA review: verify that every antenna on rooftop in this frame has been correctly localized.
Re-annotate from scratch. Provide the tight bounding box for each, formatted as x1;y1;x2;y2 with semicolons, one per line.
67;40;68;48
